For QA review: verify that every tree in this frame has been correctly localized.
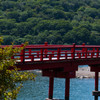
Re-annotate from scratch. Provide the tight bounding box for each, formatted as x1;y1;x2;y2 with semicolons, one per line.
84;7;99;18
3;35;15;45
0;0;100;45
6;11;20;22
24;35;34;44
0;37;36;100
63;27;91;44
0;19;15;35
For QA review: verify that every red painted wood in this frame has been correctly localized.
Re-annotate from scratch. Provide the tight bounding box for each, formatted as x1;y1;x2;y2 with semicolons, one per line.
11;56;14;59
42;70;75;78
2;43;100;69
29;49;31;58
37;52;39;58
57;48;60;60
65;53;67;59
40;49;43;61
2;43;100;49
49;77;54;99
95;72;99;91
97;48;99;58
71;43;75;59
49;54;52;61
65;75;70;100
91;65;100;72
85;48;87;58
95;72;99;100
31;55;34;62
79;53;81;58
44;42;48;46
15;59;100;71
82;43;85;56
20;44;25;63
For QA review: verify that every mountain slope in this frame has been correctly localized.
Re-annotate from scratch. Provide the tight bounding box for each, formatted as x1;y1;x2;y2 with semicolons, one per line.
0;0;100;45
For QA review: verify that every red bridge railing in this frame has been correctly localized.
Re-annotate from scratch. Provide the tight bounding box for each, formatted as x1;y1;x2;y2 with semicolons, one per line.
1;43;100;63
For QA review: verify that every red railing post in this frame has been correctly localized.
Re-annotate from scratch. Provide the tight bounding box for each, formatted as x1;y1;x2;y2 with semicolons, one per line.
21;44;25;63
65;53;67;59
44;42;48;58
40;49;43;61
57;48;60;60
44;49;48;58
31;55;34;62
11;48;14;60
97;48;99;58
87;52;89;56
71;43;75;59
44;42;48;46
37;52;39;58
79;53;81;58
91;52;93;58
29;49;31;58
93;48;95;56
85;48;87;58
49;54;52;61
11;55;14;59
52;51;54;57
77;53;79;57
82;43;85;56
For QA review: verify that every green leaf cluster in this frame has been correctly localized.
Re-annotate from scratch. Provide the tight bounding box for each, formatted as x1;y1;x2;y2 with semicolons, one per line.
0;37;36;100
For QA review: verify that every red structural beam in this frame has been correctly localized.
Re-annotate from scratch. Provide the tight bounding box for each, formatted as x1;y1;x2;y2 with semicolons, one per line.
1;43;100;49
42;70;76;78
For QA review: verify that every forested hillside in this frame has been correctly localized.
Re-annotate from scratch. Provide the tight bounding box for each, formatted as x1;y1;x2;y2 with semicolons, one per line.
0;0;100;45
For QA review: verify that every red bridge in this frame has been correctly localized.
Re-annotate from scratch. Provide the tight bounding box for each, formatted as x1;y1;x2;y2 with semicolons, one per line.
2;42;100;100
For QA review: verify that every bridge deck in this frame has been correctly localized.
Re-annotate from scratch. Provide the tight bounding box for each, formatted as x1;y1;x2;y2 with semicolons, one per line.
2;43;100;69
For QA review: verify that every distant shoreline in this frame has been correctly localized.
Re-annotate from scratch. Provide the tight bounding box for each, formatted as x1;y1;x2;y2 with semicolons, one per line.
76;67;96;79
33;67;98;79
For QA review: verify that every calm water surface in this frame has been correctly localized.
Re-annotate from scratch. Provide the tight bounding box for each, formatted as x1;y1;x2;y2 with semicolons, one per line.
17;66;100;100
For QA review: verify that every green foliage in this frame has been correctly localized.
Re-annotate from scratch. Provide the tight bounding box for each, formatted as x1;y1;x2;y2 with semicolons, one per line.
0;0;100;44
0;37;36;99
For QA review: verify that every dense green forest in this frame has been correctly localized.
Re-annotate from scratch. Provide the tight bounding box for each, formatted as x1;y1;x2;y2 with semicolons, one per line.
0;0;100;45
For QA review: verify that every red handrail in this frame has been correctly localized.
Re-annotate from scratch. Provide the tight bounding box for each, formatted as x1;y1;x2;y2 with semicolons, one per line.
1;43;100;63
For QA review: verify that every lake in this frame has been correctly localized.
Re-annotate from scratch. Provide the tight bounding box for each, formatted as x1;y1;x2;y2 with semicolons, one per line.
17;66;100;100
